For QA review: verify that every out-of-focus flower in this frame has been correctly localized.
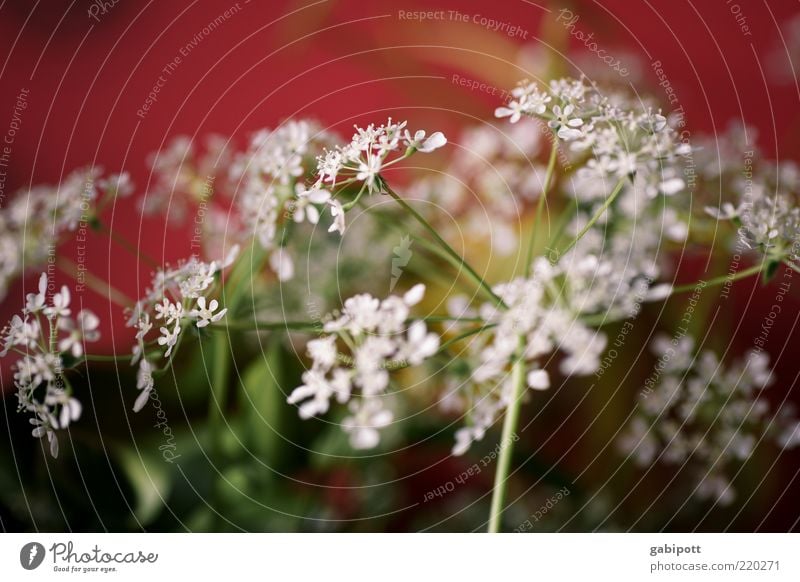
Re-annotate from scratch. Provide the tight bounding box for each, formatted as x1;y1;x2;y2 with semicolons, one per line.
619;336;800;506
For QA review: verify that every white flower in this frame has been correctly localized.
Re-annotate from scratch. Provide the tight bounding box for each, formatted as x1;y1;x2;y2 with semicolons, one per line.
314;118;445;192
189;296;227;328
342;398;393;449
44;285;71;319
30;414;59;458
495;82;552;122
549;104;584;140
293;187;331;224
46;389;82;429
1;315;39;355
527;369;550;390
356;154;383;192
404;130;447;153
157;323;181;357
494;102;526;124
25;273;48;313
57;309;101;357
307;336;338;371
269;248;295;282
154;298;183;324
396;321;439;366
288;369;337;419
134;359;154;412
327;199;346;235
704;202;741;221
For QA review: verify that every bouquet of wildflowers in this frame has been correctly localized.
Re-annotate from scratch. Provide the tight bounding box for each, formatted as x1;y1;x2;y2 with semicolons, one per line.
3;75;799;531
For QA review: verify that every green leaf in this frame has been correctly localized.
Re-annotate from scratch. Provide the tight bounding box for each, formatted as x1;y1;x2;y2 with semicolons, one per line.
762;260;781;284
239;339;286;464
116;446;173;526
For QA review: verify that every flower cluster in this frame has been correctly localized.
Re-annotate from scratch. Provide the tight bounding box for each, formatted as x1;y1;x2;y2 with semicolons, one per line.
287;284;439;449
127;247;237;412
313;119;446;225
497;77;690;200
1;274;100;457
232;120;340;278
445;259;607;455
143;134;232;223
701;125;800;269
619;335;800;505
0;167;131;301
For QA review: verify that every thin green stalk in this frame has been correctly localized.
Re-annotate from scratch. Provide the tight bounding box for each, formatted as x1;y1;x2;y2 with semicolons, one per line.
392;323;496;371
212;315;485;333
208;330;232;450
551;177;627;264
526;140;559;277
670;263;763;295
100;224;160;268
383;183;506;309
488;345;526;533
57;257;135;308
366;204;478;296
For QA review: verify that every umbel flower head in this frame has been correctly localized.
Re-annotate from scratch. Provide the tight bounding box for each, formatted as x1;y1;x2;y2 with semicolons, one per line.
496;77;690;199
127;246;238;412
0;167;131;301
287;284;439;449
619;335;800;506
444;259;608;456
0;273;101;458
311;118;447;235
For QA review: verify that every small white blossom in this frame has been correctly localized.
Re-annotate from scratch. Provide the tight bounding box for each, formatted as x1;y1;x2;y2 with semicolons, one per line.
189;296;228;328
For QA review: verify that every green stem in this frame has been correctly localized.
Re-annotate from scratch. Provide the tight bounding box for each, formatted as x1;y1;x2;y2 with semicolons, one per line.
488;344;526;533
99;224;160;268
383;183;506;309
365;204;478;296
551;177;627;264
526;140;559;277
57;257;135;308
670;263;763;295
209;330;232;450
212;315;485;332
